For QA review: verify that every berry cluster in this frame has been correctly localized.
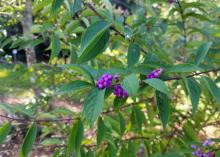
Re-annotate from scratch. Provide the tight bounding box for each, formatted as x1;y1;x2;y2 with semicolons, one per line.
191;139;214;157
114;84;128;98
146;67;163;79
96;74;113;89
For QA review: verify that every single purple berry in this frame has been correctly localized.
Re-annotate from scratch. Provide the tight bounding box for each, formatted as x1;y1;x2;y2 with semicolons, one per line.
207;151;214;157
191;144;197;149
65;116;72;124
203;139;212;147
146;67;163;79
114;74;120;82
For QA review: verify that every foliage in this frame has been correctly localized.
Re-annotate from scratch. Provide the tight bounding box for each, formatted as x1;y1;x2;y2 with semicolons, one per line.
0;0;220;157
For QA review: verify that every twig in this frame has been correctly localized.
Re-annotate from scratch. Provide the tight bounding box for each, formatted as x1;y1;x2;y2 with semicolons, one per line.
177;0;187;44
83;2;148;55
164;68;220;81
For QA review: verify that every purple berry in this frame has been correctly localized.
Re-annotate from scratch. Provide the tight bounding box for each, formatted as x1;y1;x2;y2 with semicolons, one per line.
114;74;120;82
113;84;129;98
191;144;197;149
146;67;163;79
203;139;212;147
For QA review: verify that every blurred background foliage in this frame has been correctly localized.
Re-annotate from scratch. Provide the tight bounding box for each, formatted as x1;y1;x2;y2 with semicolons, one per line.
0;0;220;157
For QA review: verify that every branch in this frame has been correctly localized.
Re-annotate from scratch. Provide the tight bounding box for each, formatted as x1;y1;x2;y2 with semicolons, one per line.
164;68;220;81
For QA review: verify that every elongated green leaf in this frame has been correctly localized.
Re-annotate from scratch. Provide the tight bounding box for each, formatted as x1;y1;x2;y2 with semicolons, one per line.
50;32;60;64
20;123;37;157
185;12;210;21
58;80;92;94
113;97;127;111
121;74;139;99
182;122;197;141
41;138;62;146
78;21;110;63
185;78;201;113
195;42;212;65
97;117;106;146
205;77;220;105
66;119;84;157
167;63;202;73
70;44;78;63
127;43;140;68
14;105;33;117
0;103;14;114
78;30;110;63
51;0;64;16
82;88;106;126
118;112;126;136
58;64;95;84
144;78;169;96
0;122;11;144
70;0;81;16
156;91;170;129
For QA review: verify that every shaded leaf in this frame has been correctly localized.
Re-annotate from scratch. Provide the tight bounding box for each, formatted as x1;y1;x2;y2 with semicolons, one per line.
20;123;37;157
0;122;11;144
156;91;170;129
57;80;92;94
78;21;110;63
144;78;169;96
127;43;140;68
51;0;64;16
121;74;139;99
195;42;212;65
97;117;106;146
66;119;84;157
82;88;106;126
41;138;62;146
185;78;201;113
50;32;60;64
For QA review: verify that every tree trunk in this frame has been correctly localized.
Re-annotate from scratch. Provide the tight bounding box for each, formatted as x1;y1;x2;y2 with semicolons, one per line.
21;0;36;66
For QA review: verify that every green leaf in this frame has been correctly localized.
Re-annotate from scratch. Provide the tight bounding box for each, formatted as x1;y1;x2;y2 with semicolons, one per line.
41;138;62;146
70;44;78;63
121;74;139;99
185;78;201;113
182;122;197;141
185;12;210;22
20;123;37;157
118;112;126;136
127;43;140;68
66;119;84;157
156;91;170;129
113;97;127;111
70;0;81;16
97;117;106;146
57;80;92;94
50;32;61;64
0;122;11;144
59;64;95;84
144;78;170;96
167;63;202;73
194;42;212;65
205;77;220;105
51;0;64;16
0;103;14;114
14;105;33;117
82;88;106;126
78;21;110;63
